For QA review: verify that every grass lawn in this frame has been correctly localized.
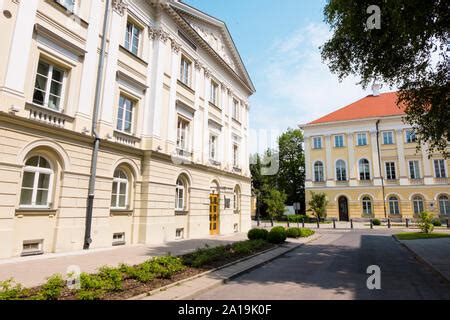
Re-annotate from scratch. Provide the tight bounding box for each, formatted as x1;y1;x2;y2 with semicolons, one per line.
396;232;450;240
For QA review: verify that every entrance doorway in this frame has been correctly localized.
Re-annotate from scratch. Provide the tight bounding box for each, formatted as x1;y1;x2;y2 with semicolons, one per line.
209;193;219;235
338;196;349;221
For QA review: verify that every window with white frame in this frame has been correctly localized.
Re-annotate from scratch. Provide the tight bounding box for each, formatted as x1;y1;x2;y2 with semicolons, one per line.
434;159;446;178
180;56;192;87
359;159;371;180
334;135;344;148
313;137;322;149
112;233;125;246
116;95;134;134
111;169;129;209
56;0;75;13
176;117;190;152
362;196;372;215
412;195;424;215
314;161;324;182
382;131;394;145
175;177;187;211
405;129;417;143
335;160;347;181
385;162;397;180
409;160;421;179
22;239;44;256
232;99;239;121
357;133;367;146
210;80;219;105
439;195;449;215
209;134;218;161
388;196;400;215
233;144;240;168
124;20;141;56
20;156;53;208
33;60;65;111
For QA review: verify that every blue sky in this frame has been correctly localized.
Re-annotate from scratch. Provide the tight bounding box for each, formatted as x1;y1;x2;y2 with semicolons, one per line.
184;0;370;146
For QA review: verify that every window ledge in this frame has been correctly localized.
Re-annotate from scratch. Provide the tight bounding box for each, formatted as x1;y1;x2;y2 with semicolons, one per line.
177;79;195;94
209;159;221;166
232;117;241;125
110;209;133;216
119;45;149;66
175;210;189;216
209;101;222;111
15;208;57;217
21;250;44;257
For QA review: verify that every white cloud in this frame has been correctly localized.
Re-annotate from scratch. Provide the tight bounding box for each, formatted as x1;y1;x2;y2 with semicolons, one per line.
250;23;371;132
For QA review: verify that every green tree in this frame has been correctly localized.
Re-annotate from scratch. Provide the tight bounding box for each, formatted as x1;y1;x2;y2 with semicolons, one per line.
321;0;449;157
307;192;328;220
263;188;287;220
417;211;435;234
277;129;305;212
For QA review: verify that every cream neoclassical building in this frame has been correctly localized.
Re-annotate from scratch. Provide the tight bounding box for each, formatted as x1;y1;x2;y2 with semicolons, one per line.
0;0;255;258
301;90;449;222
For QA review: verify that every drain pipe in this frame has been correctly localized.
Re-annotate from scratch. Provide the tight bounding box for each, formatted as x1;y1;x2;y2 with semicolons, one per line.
375;120;387;219
84;0;111;250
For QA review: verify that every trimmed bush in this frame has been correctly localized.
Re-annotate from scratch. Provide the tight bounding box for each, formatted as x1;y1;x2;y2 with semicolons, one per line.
247;228;269;241
268;226;287;244
299;228;315;238
287;215;311;223
372;218;381;226
286;227;301;238
37;274;65;300
432;219;442;227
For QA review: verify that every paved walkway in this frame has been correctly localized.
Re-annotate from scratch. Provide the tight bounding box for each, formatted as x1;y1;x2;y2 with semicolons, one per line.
399;237;450;282
0;233;247;287
138;234;321;300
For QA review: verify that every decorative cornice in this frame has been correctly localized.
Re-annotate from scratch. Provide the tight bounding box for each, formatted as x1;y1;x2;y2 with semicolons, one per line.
112;0;128;16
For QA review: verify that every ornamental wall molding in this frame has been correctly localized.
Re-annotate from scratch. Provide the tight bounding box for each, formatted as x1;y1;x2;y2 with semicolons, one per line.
170;38;182;53
112;0;128;16
149;27;170;43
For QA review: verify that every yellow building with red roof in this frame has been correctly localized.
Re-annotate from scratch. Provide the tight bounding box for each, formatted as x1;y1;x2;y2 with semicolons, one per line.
300;89;449;221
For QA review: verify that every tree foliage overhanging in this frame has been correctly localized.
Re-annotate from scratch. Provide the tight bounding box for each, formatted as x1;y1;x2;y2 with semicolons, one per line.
321;0;449;156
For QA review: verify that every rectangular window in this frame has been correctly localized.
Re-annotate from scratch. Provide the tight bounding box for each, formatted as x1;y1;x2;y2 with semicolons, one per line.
210;80;219;105
334;135;344;148
209;134;218;161
177;117;190;152
385;162;396;180
405;130;417;143
124;21;141;56
382;131;394;145
22;239;44;256
313;137;322;149
233;144;240;168
175;228;184;240
409;161;421;179
357;133;367;146
180;57;192;87
116;96;134;134
112;233;125;246
33;60;65;111
434;159;446;178
232;99;239;121
56;0;75;12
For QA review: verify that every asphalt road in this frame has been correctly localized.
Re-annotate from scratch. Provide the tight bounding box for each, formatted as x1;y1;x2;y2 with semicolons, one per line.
194;230;450;300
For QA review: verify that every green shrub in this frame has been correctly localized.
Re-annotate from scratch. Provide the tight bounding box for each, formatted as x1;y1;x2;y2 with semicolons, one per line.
151;256;185;279
286;227;301;238
247;228;269;241
0;279;28;300
232;239;267;254
432;219;442;227
37;274;65;300
418;212;435;234
287;215;311;223
268;226;287;244
299;228;315;238
372;218;381;226
182;245;230;268
76;266;124;300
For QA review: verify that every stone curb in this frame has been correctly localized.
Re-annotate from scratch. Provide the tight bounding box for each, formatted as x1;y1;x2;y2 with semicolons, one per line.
130;233;322;300
392;235;450;286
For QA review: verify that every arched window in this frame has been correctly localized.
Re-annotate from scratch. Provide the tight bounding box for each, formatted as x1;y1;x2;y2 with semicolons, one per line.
439;195;449;215
389;196;400;215
412;195;424;215
314;161;324;182
362;196;372;215
175;176;188;211
359;159;371;180
336;160;347;181
233;186;241;212
111;169;129;209
20;156;53;208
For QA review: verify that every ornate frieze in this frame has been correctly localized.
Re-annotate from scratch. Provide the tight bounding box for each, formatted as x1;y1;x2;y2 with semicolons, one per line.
112;0;128;16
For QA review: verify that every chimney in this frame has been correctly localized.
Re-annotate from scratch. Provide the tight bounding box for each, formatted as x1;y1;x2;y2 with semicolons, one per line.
372;83;381;96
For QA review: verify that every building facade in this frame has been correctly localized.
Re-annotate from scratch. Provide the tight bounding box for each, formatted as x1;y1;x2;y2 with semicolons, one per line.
301;91;449;222
0;0;255;258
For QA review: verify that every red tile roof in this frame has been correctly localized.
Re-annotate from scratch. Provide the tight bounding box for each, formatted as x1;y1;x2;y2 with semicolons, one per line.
308;92;405;125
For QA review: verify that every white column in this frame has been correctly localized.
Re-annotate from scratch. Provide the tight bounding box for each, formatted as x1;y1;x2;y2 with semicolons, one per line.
202;68;211;164
77;0;103;117
396;129;408;185
347;133;357;186
166;39;181;145
227;89;233;169
421;143;433;184
304;136;312;188
370;130;382;186
4;0;39;96
193;61;202;162
325;135;334;187
99;5;124;126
